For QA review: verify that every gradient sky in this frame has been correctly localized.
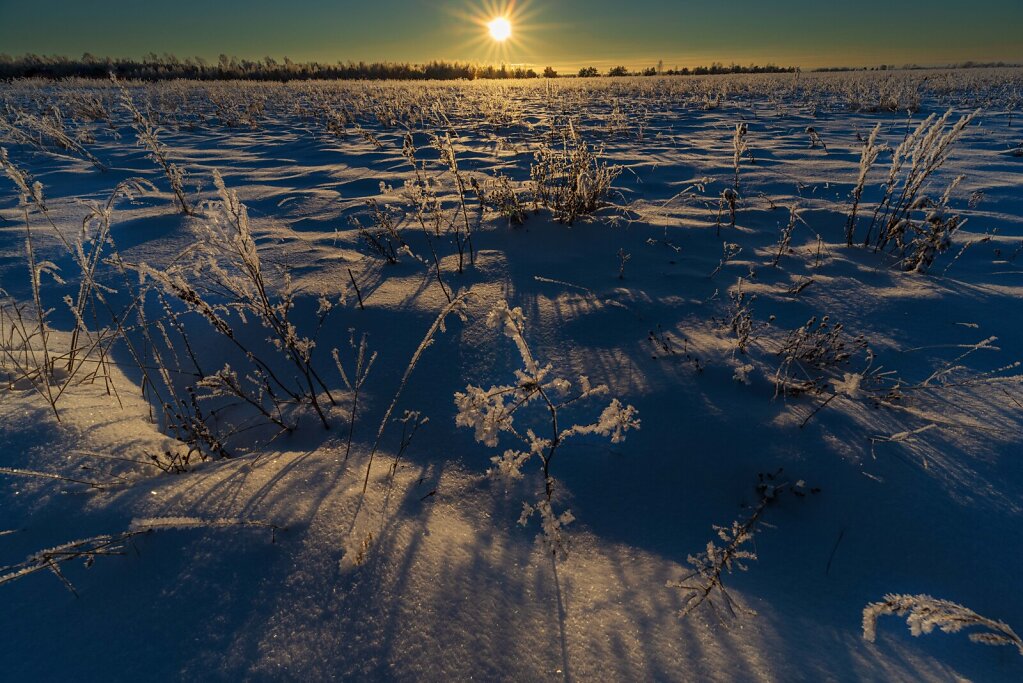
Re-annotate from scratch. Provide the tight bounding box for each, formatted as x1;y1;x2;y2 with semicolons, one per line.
1;0;1020;69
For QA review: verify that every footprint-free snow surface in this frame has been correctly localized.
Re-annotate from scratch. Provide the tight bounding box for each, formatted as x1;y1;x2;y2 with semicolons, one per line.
2;71;1022;681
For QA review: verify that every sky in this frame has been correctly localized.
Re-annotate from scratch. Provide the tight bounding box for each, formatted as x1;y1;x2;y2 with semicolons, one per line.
1;0;1020;70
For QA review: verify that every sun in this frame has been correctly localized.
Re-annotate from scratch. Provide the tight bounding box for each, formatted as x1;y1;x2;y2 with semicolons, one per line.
487;17;512;42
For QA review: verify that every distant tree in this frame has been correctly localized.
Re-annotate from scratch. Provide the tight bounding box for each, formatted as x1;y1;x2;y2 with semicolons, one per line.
642;66;657;76
0;52;810;82
608;65;629;77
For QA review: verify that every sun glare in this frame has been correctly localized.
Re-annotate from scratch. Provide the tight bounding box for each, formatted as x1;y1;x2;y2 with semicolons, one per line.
488;17;512;42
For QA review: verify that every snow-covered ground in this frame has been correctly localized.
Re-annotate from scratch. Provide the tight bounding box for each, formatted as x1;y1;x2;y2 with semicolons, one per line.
2;71;1022;681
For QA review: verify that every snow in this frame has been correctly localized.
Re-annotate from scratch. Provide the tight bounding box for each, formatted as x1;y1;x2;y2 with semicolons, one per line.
1;70;1022;680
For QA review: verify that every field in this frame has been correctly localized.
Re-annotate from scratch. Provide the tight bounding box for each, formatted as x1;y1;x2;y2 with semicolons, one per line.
2;69;1023;680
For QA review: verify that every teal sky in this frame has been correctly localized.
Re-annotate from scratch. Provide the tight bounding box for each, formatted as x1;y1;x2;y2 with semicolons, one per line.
1;0;1020;69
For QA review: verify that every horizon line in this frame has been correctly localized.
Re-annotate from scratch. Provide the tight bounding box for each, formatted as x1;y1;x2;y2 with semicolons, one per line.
3;52;1020;74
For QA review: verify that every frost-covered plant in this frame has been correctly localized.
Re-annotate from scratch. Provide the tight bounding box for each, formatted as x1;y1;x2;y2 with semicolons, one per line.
864;109;977;257
195;364;294;433
0;517;278;596
0;152;158;416
0;102;106;170
64;177;155;378
353;199;408;265
617;248;631;279
605;98;628;135
475;172;526;227
771;204;805;267
669;471;814;619
454;300;640;559
805;126;828;153
333;331;377;462
731;121;753;191
716;188;738;234
0;465;122;492
115;76;194;215
670;514;760;619
359;291;472;499
726;278;765;355
898;175;966;273
0;230;62;415
98;244;231;466
400;135;454;298
773;315;868;398
433;131;479;270
710;241;742;278
845;123;883;246
530;120;621;225
863;594;1023;656
388;409;429;477
146;170;337;429
0;153;81;417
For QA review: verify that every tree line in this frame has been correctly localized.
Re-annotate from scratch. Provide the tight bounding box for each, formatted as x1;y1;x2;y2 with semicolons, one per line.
0;54;807;82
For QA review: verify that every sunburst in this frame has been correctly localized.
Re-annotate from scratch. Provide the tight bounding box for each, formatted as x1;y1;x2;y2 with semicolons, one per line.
488;17;512;43
446;1;541;66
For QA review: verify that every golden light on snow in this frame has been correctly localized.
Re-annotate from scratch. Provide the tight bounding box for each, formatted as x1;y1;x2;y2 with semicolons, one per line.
488;17;512;42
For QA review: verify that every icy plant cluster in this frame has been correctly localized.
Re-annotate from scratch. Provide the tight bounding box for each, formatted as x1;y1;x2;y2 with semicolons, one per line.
773;315;869;397
146;170;341;431
858;109;978;272
863;594;1023;656
530;120;621;225
455;300;639;558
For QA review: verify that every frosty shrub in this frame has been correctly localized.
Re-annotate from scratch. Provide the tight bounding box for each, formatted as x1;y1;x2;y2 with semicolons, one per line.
454;300;639;559
0;151;150;418
863;109;978;271
115;76;194;215
773;315;868;398
353;199;409;265
474;172;526;227
530;120;621;225
432;131;479;270
725;277;768;355
401;132;477;278
863;594;1023;656
0;104;107;171
145;170;338;430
